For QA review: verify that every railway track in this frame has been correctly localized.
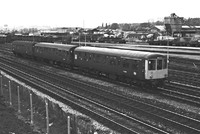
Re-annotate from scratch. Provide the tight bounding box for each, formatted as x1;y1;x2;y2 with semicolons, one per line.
159;81;200;105
1;56;200;133
169;69;200;87
164;68;200;106
0;57;168;133
157;68;200;111
169;57;200;73
1;44;200;133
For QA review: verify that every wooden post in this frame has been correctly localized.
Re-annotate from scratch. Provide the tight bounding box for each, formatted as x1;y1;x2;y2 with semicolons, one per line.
30;93;33;125
73;115;78;134
68;116;70;134
17;86;21;113
0;75;3;95
9;81;12;106
45;99;49;134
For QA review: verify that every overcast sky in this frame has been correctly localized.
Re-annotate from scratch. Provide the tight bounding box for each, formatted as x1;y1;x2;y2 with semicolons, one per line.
1;0;199;28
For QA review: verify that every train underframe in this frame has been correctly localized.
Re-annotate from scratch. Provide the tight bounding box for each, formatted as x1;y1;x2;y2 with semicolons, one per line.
76;67;165;89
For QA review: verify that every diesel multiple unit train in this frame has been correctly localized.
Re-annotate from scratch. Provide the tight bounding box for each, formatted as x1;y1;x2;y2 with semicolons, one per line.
12;41;168;87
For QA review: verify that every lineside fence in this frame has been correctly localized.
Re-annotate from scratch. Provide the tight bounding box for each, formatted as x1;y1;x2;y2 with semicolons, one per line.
0;71;98;134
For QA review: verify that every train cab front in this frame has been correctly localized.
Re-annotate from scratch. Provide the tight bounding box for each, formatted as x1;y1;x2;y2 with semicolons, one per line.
145;57;168;87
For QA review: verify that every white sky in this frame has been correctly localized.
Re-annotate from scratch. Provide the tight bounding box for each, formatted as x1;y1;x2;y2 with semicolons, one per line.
1;0;199;28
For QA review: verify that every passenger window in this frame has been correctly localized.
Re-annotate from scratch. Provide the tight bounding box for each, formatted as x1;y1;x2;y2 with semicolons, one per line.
83;53;88;61
89;54;92;60
132;60;138;69
163;59;167;69
132;63;138;69
148;60;156;70
157;59;162;70
110;59;116;65
103;56;106;63
117;59;121;65
96;54;101;63
123;60;129;68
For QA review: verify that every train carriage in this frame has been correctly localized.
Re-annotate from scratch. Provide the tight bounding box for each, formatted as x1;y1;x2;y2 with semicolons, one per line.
33;42;77;66
74;46;168;86
12;41;36;57
12;40;168;87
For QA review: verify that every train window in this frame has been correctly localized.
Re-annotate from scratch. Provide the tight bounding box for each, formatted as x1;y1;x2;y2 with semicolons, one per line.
148;60;156;70
96;54;101;63
132;60;139;69
110;59;116;66
89;54;92;60
83;53;88;61
75;54;78;59
123;60;129;68
163;59;167;69
92;54;95;59
93;54;96;62
132;63;138;69
157;59;162;70
117;59;121;65
102;56;106;63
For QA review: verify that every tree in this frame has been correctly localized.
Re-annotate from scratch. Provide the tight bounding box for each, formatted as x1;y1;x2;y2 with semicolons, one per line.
110;23;119;30
122;23;131;31
139;23;151;27
185;18;200;26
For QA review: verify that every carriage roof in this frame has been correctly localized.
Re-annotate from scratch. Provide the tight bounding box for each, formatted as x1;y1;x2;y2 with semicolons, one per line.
75;46;166;59
12;41;36;46
35;42;77;51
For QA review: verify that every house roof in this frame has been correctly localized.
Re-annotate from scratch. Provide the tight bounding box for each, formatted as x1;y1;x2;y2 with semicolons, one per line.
154;25;166;31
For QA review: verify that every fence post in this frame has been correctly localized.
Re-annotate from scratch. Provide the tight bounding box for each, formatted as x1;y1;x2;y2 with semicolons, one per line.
30;93;33;125
9;81;12;106
73;115;78;134
45;99;49;134
17;86;21;113
68;116;70;134
0;75;3;95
